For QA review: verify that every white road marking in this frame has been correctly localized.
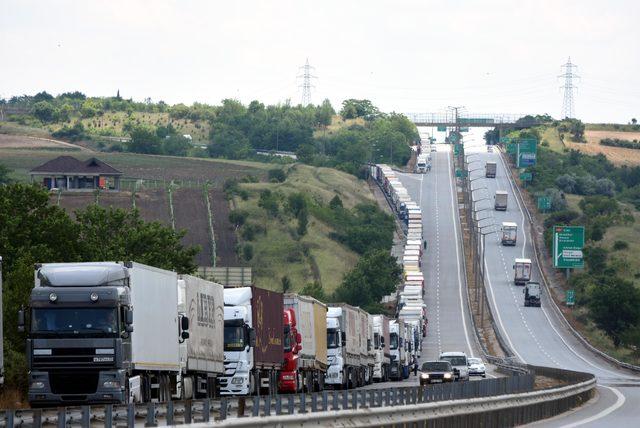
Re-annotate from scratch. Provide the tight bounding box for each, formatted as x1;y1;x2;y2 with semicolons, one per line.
559;386;625;428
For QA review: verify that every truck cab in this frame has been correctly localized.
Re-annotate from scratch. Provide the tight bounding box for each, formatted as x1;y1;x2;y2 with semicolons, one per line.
513;258;532;286
278;308;302;393
524;282;542;307
485;161;497;178
501;222;518;246
439;351;469;381
388;320;405;381
221;297;255;395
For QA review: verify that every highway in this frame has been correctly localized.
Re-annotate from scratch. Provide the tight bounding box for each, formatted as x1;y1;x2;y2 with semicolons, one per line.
397;145;482;365
460;132;640;426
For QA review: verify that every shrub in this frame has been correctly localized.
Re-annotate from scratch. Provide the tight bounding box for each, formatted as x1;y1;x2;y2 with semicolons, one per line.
268;168;287;183
242;243;254;261
228;209;247;227
612;240;629;251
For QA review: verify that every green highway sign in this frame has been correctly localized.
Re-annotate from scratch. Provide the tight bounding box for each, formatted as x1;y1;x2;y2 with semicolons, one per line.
460;127;469;132
507;142;517;154
500;136;511;143
553;226;585;269
520;172;533;182
537;196;551;212
437;126;447;132
455;169;468;178
517;138;537;167
566;289;576;306
449;133;460;143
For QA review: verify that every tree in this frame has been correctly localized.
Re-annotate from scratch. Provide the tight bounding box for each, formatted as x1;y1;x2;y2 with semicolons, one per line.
296;208;308;236
340;99;380;120
316;99;335;127
333;249;402;308
632;118;637;125
300;281;325;300
258;190;279;217
33;91;54;102
588;276;640;346
268;168;287;183
128;124;162;154
0;163;11;185
74;205;199;273
281;275;292;292
329;195;343;210
207;125;252;159
163;135;191;156
32;101;56;122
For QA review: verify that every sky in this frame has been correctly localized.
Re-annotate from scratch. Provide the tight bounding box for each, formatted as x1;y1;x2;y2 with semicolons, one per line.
1;0;638;123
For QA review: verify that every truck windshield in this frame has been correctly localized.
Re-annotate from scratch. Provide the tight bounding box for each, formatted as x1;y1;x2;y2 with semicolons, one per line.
224;322;247;351
283;325;292;352
327;328;340;349
440;356;467;366
31;308;118;336
389;333;398;350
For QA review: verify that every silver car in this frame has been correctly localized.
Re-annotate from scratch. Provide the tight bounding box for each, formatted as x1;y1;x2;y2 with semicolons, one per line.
468;357;486;377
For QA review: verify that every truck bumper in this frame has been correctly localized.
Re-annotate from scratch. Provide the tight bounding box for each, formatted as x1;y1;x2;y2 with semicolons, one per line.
219;372;250;396
502;240;516;246
278;371;297;393
325;365;343;385
28;370;126;406
373;363;383;380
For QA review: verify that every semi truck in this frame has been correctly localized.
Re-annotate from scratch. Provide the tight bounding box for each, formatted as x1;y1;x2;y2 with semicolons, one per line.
23;262;190;406
485;161;497;178
220;286;283;395
501;222;518;246
513;259;532;286
326;304;366;389
371;315;390;382
177;274;225;398
280;294;327;393
494;190;508;211
389;319;406;380
358;308;374;385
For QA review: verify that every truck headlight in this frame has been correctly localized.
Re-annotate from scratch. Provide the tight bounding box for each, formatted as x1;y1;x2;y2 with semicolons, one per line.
103;380;121;388
231;377;244;385
420;373;429;379
444;373;452;379
31;381;45;389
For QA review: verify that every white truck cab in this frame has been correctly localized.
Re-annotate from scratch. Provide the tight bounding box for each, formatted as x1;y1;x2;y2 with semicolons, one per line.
439;351;469;381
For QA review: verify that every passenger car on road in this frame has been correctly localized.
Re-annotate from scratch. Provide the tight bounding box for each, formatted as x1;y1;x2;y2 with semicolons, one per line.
467;357;486;377
419;361;454;385
439;351;469;381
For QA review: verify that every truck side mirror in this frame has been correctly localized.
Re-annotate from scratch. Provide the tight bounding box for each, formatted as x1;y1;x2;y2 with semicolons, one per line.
295;344;302;353
125;324;134;333
124;308;134;325
249;328;256;348
181;331;190;340
296;332;302;344
341;331;346;347
181;316;190;331
18;308;25;333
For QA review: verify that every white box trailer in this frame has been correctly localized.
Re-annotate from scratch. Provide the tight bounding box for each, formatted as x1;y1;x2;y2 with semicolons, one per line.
406;239;422;247
178;275;225;379
514;258;532;286
128;262;181;372
403;249;421;258
501;222;517;246
404;245;422;255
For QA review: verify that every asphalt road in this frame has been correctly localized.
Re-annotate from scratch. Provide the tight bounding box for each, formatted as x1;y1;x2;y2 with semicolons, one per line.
462;140;640;426
397;145;483;365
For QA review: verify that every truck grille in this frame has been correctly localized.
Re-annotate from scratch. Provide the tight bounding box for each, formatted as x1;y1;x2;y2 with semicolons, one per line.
223;361;237;376
50;370;100;395
33;348;114;368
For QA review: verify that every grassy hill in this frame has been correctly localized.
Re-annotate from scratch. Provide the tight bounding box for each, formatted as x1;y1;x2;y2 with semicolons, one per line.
0;134;376;291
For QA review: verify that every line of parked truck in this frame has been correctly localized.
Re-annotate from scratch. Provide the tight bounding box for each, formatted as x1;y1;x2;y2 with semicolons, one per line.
17;255;431;407
370;163;428;380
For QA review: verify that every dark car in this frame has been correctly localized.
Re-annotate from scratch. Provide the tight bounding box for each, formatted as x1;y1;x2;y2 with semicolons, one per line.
419;361;454;385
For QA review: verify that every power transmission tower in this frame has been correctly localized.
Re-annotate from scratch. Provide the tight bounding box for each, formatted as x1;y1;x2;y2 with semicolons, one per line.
559;57;579;119
297;58;317;106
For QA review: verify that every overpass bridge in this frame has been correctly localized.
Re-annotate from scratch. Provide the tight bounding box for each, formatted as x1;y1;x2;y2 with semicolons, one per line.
406;112;540;128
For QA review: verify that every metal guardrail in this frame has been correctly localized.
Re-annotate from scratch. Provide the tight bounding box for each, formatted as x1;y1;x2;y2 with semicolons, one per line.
0;375;535;427
498;148;640;374
198;366;595;427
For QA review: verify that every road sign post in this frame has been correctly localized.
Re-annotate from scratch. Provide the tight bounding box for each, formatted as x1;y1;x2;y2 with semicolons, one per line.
537;196;551;212
552;226;585;270
437;126;447;132
565;290;576;307
519;171;533;187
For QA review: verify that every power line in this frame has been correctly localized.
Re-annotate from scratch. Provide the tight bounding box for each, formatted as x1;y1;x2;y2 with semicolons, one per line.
559;57;579;119
297;58;317;106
